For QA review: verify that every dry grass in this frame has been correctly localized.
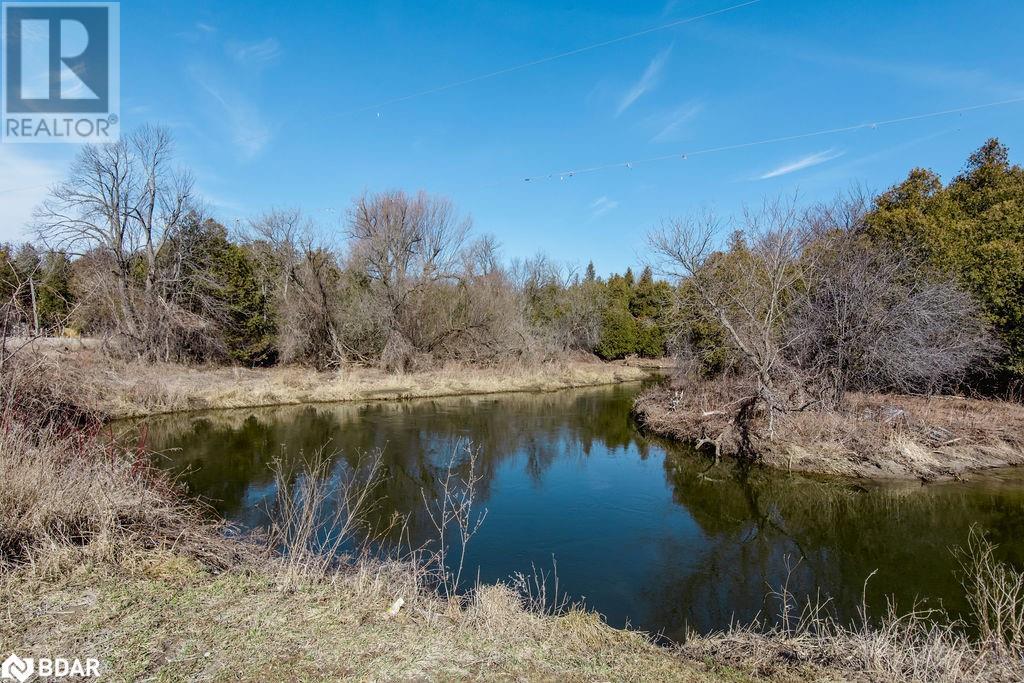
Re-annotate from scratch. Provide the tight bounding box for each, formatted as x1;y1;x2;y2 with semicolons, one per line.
0;553;728;682
683;533;1024;682
0;348;240;574
635;383;1024;480
0;421;244;575
0;354;717;682
41;347;649;418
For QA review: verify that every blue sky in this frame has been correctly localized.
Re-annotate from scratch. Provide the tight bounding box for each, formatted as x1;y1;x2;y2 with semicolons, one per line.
3;0;1024;274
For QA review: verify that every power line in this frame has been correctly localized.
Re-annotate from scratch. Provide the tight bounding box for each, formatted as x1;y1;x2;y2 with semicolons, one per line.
518;96;1024;183
338;0;764;117
0;183;50;196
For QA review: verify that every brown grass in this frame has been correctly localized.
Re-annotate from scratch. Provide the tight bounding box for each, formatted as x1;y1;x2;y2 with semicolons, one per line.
0;420;245;574
0;554;726;682
0;354;718;682
682;531;1024;682
635;382;1024;480
40;347;650;418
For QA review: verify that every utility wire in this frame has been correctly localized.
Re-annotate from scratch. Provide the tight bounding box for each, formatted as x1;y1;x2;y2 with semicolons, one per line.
0;183;50;196
518;96;1024;183
338;0;764;117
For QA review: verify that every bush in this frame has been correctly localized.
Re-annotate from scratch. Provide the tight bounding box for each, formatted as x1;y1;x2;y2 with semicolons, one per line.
866;138;1024;382
595;303;638;360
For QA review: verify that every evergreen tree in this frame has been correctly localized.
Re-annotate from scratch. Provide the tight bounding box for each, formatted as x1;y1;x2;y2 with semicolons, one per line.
595;302;638;360
216;243;278;366
635;318;667;358
605;273;633;307
867;138;1024;379
630;266;661;318
37;251;73;332
0;243;18;311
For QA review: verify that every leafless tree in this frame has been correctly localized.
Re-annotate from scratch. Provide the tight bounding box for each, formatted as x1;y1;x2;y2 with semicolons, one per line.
249;208;303;307
248;209;344;368
32;125;196;357
346;190;471;371
131;126;194;295
438;235;532;363
510;254;604;354
650;192;999;458
789;234;998;403
649;197;815;438
244;197;532;371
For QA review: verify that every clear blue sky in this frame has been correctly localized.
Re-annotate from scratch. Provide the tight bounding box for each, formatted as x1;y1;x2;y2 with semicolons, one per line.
4;0;1024;274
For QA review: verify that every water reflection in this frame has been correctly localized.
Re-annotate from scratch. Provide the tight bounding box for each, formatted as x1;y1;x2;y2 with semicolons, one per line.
137;383;1024;641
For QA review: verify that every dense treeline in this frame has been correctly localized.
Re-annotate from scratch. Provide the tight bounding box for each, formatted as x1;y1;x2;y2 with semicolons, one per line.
0;125;672;370
3;128;1021;394
658;138;1023;399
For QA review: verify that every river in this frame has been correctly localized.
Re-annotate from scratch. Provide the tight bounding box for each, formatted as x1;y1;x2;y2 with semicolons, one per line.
138;381;1024;642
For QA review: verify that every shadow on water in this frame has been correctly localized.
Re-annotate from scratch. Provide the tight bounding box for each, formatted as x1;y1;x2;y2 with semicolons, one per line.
132;382;1024;642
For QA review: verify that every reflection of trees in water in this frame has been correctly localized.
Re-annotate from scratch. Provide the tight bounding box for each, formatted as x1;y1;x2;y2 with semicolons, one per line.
142;383;648;545
649;449;1024;638
139;386;1024;640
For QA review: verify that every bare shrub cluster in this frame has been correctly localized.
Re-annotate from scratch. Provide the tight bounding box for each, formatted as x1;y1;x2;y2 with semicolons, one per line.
246;193;542;371
0;356;234;572
267;446;388;585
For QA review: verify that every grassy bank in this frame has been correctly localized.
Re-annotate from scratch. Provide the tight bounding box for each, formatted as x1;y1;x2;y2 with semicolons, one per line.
5;418;1023;682
0;413;723;682
37;349;650;418
4;357;1024;681
2;554;726;682
634;384;1024;481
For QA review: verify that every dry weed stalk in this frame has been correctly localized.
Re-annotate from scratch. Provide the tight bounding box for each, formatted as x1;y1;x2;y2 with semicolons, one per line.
958;527;1024;659
685;535;1024;682
422;442;488;601
508;557;570;616
267;446;386;585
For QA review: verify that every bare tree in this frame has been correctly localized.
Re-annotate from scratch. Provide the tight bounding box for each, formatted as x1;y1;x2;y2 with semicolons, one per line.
35;138;139;338
33;125;196;356
131;125;194;296
511;254;603;354
248;209;344;368
649;192;999;460
790;235;998;403
347;190;471;371
649;197;814;438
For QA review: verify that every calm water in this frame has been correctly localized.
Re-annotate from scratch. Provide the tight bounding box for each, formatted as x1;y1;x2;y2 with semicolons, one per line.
138;382;1024;641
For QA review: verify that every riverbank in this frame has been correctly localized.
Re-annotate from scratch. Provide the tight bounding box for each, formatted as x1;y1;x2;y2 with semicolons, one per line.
4;359;1023;681
2;554;717;681
0;412;724;682
5;423;1021;682
634;384;1024;481
35;349;650;418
